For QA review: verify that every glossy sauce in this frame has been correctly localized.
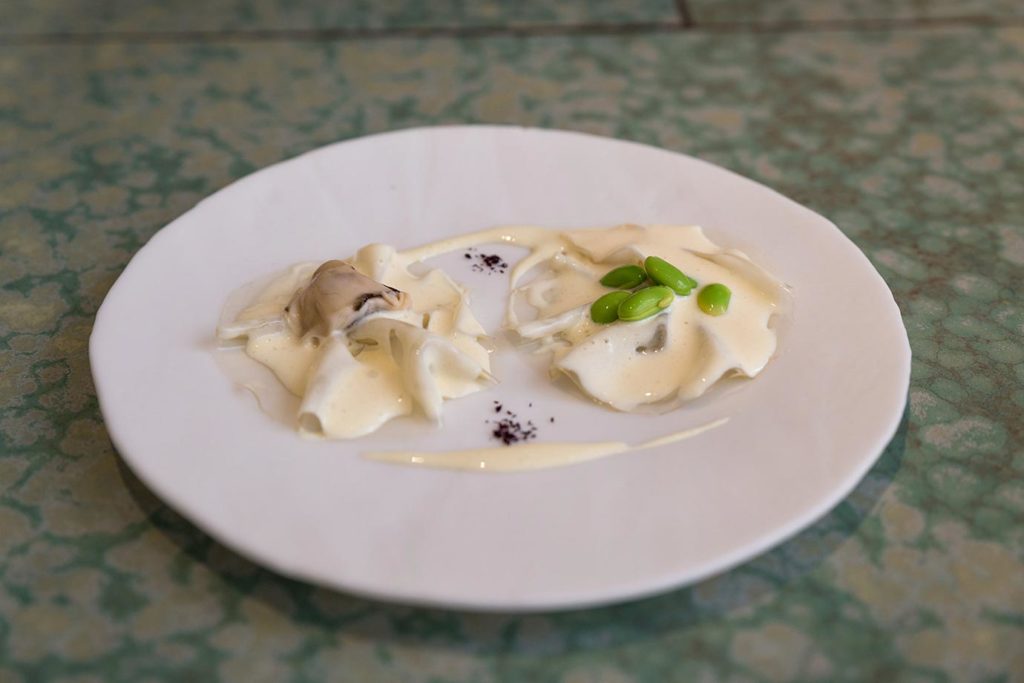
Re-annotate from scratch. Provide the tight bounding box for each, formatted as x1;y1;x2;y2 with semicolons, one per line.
217;224;783;469
365;418;729;472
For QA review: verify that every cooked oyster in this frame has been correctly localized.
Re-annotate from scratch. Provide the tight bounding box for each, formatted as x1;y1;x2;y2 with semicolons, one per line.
284;260;409;338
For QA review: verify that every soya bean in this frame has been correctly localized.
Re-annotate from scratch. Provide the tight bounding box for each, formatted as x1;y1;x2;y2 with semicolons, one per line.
617;286;675;322
697;283;731;316
644;256;697;295
599;264;647;289
590;290;632;324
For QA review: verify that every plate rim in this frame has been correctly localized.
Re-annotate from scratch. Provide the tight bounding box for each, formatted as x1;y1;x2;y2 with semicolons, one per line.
90;124;911;611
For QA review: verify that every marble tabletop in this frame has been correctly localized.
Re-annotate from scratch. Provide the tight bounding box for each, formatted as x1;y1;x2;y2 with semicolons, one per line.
1;1;1022;680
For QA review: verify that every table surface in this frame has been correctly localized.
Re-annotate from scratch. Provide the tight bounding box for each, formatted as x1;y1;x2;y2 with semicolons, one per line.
2;1;1023;681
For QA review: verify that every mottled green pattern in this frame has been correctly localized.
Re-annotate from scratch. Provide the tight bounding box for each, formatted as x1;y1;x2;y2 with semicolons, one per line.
2;17;1024;683
0;0;676;34
689;0;1023;23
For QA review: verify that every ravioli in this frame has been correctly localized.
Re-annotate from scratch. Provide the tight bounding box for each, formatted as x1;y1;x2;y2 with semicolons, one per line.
506;224;784;411
217;244;494;438
217;223;784;441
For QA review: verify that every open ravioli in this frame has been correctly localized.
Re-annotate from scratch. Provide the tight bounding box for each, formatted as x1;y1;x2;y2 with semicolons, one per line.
507;224;784;412
217;244;493;438
217;223;784;443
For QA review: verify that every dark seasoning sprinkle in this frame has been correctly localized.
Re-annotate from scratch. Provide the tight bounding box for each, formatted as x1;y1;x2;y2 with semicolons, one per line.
488;400;554;446
464;248;541;444
464;248;508;274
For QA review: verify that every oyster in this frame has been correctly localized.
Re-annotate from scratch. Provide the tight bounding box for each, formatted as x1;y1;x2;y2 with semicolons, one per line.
284;260;409;338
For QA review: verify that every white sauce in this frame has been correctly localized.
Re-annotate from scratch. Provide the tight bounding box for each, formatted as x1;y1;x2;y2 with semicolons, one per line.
365;418;729;472
217;224;784;470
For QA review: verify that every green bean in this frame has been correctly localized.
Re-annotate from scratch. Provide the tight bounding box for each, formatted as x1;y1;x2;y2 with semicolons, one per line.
599;264;647;289
644;256;698;295
697;283;731;316
617;286;675;322
590;290;632;324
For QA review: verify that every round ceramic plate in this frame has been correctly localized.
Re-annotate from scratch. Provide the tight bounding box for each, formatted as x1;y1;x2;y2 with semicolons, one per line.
91;126;910;611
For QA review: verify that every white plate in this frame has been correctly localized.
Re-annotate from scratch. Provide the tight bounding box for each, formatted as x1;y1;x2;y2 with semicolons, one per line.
91;126;910;611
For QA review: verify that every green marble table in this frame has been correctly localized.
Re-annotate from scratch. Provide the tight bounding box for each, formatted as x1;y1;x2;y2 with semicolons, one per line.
2;2;1022;680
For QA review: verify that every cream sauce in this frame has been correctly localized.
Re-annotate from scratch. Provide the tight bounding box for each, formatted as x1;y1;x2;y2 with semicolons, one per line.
217;223;784;460
365;418;729;472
